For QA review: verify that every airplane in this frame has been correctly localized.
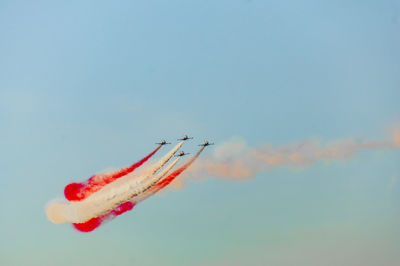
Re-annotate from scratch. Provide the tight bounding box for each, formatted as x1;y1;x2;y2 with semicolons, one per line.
175;151;190;157
156;140;171;145
198;141;214;147
178;135;193;141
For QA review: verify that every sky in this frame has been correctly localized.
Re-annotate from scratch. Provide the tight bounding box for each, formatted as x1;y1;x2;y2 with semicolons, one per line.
1;0;399;265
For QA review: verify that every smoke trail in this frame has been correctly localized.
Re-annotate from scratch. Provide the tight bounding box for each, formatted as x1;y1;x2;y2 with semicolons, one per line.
170;129;400;189
64;145;162;201
71;157;181;231
392;125;400;147
46;125;400;231
46;143;183;224
73;201;136;232
71;150;206;233
74;157;181;222
136;147;205;200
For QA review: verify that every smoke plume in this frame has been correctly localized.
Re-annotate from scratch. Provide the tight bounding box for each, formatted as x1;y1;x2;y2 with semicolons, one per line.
170;128;400;189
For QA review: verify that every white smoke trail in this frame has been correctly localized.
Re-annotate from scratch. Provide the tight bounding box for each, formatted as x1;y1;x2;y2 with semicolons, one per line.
131;161;181;204
46;142;183;224
86;141;183;200
70;157;181;223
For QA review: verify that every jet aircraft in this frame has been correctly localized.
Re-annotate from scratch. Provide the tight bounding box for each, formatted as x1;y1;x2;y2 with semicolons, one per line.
198;141;214;147
156;140;171;145
178;135;193;141
175;151;190;157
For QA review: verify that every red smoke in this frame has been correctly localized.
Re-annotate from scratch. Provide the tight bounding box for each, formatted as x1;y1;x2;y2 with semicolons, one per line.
73;201;136;232
72;147;204;233
65;146;162;201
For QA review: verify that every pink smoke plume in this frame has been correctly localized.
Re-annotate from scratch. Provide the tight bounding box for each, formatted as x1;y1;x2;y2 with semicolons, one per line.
170;126;400;189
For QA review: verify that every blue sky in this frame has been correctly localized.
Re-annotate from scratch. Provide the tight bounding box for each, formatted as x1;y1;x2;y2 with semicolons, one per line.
1;1;399;265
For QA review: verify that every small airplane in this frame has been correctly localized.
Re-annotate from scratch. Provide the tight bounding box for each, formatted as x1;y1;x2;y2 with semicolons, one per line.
175;151;190;157
178;135;193;141
198;141;214;147
156;140;171;146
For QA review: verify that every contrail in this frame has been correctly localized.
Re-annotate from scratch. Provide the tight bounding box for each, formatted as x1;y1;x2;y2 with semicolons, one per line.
72;158;181;232
46;142;183;225
64;145;162;201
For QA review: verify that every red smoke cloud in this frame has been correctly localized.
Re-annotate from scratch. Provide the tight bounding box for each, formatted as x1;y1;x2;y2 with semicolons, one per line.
73;201;136;232
64;146;162;201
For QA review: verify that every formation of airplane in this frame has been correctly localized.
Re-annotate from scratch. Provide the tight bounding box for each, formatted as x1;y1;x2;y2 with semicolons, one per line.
175;151;190;157
157;136;213;149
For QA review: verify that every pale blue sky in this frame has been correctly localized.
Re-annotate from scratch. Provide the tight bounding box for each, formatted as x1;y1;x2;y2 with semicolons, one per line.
1;1;399;265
